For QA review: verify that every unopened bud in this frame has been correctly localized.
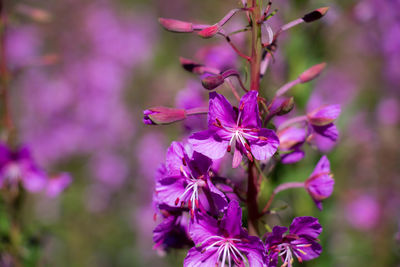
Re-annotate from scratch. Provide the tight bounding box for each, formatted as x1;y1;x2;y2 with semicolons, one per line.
201;74;225;90
307;104;341;126
179;57;204;74
302;7;329;23
197;24;220;38
143;107;187;125
299;63;326;83
277;97;295;115
158;18;194;33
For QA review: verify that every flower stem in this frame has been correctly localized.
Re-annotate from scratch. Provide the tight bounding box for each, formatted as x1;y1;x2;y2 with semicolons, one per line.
246;0;262;236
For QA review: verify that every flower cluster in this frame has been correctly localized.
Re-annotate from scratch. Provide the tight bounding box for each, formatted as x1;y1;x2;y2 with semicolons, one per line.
144;1;338;266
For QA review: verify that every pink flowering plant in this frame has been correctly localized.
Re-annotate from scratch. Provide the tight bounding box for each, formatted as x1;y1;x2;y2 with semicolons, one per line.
145;1;339;266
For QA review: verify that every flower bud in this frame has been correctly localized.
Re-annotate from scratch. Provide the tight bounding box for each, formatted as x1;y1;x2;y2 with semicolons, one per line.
197;24;220;38
299;63;326;83
158;18;194;33
179;57;204;74
143;107;187;125
277;97;295;115
302;7;329;23
201;74;224;90
307;104;341;126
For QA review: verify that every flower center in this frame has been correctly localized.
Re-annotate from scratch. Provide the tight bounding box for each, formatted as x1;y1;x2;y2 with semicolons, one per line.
202;236;248;267
277;242;311;266
175;166;206;216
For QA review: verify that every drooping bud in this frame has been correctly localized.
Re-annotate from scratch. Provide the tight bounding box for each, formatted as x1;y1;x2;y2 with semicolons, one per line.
307;104;341;126
302;7;329;23
143;106;187;125
299;63;326;83
197;24;220;38
158;18;194;33
201;74;225;90
179;57;204;74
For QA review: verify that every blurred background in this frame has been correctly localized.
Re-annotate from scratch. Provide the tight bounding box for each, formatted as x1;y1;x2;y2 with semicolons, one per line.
2;0;400;266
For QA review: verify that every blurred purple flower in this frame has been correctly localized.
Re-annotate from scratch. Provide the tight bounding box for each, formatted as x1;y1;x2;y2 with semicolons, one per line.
45;173;72;198
0;144;47;193
5;26;40;69
376;98;400;126
345;194;380;231
265;217;322;267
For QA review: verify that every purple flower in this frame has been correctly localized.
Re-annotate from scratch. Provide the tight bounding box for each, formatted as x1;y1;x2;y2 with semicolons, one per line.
265;217;322;267
345;194;380;231
45;173;72;198
155;142;227;216
0;144;47;192
189;91;279;168
304;156;334;210
184;200;265;267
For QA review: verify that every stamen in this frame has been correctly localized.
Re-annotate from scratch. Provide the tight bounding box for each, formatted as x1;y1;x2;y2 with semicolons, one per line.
175;197;180;205
227;145;231;152
182;157;187;166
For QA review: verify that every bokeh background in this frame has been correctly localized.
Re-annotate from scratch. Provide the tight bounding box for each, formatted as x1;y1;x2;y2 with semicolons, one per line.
2;0;400;266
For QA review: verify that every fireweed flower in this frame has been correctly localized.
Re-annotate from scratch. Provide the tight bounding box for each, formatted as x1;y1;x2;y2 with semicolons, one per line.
304;156;334;210
265;217;322;267
184;200;265;267
189;91;279;168
155;142;227;216
0;144;47;192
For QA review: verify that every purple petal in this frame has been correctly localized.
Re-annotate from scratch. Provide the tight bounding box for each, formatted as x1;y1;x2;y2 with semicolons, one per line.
21;169;48;192
208;92;236;128
155;176;187;207
189;130;228;159
184;246;219;267
188;212;219;245
46;173;72;198
236;236;266;267
265;226;288;247
281;149;305;164
308;104;341;126
310;156;331;176
240;91;261;128
189;152;213;177
250;129;279;161
278;127;306;150
206;178;228;213
289;216;322;239
220;200;242;237
232;147;243;168
165;142;186;176
291;238;322;261
309;123;339;152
